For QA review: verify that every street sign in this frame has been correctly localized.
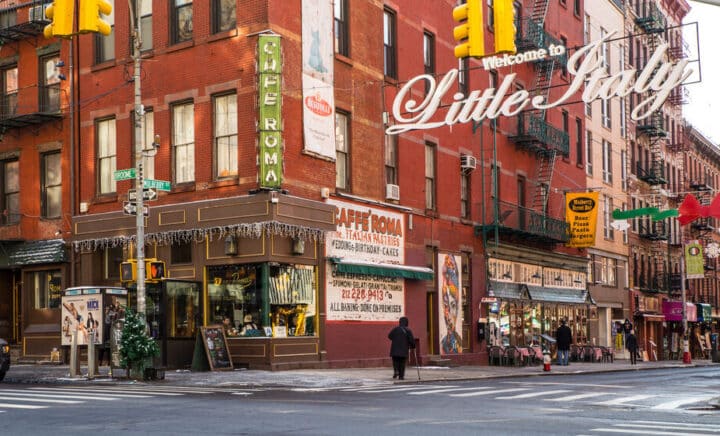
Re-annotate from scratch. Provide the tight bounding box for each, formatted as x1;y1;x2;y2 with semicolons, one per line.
114;168;136;181
122;201;148;216
143;178;171;191
128;188;158;202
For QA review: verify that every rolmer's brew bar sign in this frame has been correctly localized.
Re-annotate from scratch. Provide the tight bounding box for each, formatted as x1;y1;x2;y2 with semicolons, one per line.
258;34;283;188
386;31;692;135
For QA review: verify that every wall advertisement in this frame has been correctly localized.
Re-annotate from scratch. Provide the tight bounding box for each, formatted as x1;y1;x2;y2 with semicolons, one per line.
301;0;336;159
325;199;405;321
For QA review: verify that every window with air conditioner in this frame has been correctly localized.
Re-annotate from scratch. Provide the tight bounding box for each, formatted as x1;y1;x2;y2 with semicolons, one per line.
386;183;400;201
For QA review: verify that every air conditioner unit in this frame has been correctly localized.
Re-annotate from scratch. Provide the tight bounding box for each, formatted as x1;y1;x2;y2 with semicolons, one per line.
461;154;477;171
29;3;50;22
385;183;400;201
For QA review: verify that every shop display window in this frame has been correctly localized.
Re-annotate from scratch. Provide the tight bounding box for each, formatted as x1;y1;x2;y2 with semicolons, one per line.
207;263;317;338
166;281;201;338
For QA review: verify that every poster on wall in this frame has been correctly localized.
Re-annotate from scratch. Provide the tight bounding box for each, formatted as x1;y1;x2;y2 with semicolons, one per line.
325;199;406;321
438;253;462;355
565;191;599;248
301;0;336;159
61;294;103;346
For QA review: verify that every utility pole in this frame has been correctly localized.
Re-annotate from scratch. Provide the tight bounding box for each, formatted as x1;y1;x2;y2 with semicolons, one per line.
129;0;145;318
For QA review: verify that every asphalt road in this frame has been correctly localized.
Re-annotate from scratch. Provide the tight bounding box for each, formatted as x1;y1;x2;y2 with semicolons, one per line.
2;367;719;435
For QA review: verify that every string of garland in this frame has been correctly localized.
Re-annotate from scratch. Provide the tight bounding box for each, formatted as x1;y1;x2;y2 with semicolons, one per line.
72;221;326;252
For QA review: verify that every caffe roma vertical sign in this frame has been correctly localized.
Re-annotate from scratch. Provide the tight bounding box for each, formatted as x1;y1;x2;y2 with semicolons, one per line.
258;34;283;188
386;31;692;135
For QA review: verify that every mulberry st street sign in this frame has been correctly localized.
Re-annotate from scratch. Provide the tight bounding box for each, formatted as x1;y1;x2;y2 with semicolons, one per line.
386;32;692;135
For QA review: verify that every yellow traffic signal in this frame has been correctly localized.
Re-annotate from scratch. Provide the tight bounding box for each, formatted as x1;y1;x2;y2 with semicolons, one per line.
79;0;113;35
146;260;165;281
453;0;484;58
120;260;137;282
43;0;75;39
494;0;517;54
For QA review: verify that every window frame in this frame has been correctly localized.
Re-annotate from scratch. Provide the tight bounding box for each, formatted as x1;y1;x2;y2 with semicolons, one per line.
383;8;397;79
139;0;153;51
213;92;238;180
171;100;195;184
1;158;19;224
335;109;350;191
40;53;61;113
585;130;593;176
41;150;62;218
334;0;349;57
425;141;436;211
1;65;17;118
211;0;236;34
94;0;115;63
32;269;62;310
97;117;117;195
602;139;612;184
460;171;470;219
171;0;193;45
423;30;435;94
384;133;397;186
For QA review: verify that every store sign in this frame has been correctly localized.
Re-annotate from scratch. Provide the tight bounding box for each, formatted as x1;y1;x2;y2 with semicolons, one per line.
685;240;705;279
386;31;692;135
565;192;599;248
325;199;405;321
258;34;283;188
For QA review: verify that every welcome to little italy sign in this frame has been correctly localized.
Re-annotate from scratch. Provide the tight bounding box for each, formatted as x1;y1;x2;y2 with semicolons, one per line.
386;31;692;135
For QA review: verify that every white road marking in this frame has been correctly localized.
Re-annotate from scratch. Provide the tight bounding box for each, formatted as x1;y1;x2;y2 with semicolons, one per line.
0;390;120;401
0;403;48;410
504;381;630;389
652;395;718;410
0;396;82;404
495;389;571;399
29;387;183;396
594;394;654;405
545;392;612;402
408;387;494;395
450;388;529;398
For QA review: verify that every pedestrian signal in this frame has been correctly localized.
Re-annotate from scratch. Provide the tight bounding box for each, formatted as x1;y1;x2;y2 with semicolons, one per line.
79;0;113;35
452;0;484;58
147;260;165;281
44;0;75;39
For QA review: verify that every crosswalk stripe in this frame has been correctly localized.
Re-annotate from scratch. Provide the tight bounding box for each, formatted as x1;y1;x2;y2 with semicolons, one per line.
343;384;457;393
630;421;720;430
0;396;83;404
652;395;718;410
495;389;571;399
594;394;654;405
450;388;529;398
58;386;218;394
619;423;720;432
0;403;48;410
590;428;712;435
545;392;612;402
0;391;120;401
20;389;151;399
408;387;493;396
29;387;183;396
356;385;455;394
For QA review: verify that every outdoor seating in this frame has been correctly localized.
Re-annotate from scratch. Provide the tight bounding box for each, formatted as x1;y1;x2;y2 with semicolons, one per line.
531;346;544;365
600;346;614;363
504;346;522;367
570;344;582;362
488;345;505;366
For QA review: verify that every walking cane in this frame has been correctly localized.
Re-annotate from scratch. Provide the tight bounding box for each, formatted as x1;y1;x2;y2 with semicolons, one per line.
412;347;421;381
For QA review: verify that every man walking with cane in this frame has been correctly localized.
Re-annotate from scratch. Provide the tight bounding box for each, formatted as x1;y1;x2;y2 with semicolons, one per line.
388;317;415;380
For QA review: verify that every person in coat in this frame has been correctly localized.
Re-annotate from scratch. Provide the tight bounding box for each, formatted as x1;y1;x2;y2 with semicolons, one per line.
626;329;639;365
556;319;573;366
388;317;415;380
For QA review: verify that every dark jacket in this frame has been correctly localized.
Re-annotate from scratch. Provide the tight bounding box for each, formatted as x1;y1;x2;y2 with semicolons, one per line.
626;333;638;352
556;324;573;351
388;317;415;358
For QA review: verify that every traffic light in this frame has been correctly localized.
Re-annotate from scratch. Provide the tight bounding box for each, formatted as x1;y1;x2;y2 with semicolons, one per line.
79;0;113;35
120;260;137;282
453;0;484;58
147;260;165;281
493;0;517;55
43;0;75;39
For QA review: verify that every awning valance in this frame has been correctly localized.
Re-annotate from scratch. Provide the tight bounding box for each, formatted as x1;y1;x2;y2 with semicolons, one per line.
328;258;434;280
488;281;526;300
525;285;593;304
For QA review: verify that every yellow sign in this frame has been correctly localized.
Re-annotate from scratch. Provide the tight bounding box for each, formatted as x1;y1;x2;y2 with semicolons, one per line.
565;192;599;248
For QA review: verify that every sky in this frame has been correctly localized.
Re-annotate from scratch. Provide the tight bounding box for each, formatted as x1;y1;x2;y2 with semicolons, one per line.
683;1;720;142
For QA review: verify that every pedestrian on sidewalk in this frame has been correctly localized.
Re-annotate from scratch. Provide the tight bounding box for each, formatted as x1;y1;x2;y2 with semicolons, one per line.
626;329;639;365
556;319;572;366
388;317;415;380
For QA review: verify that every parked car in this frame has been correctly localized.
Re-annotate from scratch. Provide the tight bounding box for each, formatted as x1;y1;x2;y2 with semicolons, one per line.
0;338;9;381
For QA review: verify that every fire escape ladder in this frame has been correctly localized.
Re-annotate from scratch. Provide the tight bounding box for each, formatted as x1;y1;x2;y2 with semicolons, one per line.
532;148;557;212
530;0;550;24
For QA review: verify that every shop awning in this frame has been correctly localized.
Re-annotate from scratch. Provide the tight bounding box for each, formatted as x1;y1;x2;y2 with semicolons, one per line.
525;285;593;304
327;258;434;280
7;239;67;266
488;281;524;300
662;301;697;322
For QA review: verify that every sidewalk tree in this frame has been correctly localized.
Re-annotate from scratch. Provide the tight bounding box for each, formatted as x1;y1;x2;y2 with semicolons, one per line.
119;308;159;379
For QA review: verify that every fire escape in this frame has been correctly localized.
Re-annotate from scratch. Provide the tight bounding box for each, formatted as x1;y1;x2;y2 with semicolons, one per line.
477;0;569;245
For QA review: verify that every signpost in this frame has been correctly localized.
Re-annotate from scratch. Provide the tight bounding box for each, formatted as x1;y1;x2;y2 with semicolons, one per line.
114;168;136;181
123;201;148;217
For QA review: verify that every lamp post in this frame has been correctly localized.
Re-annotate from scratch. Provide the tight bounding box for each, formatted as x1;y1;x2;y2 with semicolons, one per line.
680;227;691;364
129;0;146;318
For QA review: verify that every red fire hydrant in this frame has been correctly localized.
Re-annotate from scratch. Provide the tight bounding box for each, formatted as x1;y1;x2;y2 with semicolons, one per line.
543;351;551;372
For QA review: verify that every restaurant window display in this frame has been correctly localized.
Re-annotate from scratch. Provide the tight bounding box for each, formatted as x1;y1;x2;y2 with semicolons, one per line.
207;264;317;338
487;301;589;347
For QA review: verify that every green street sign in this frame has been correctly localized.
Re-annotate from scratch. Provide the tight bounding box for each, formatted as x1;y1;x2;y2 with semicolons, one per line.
114;168;136;181
143;178;171;191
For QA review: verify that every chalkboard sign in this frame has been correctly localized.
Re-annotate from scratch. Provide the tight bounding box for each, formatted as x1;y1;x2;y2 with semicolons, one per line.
200;326;233;371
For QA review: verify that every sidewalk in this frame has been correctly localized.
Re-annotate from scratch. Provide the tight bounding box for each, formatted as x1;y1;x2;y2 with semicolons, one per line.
4;359;718;389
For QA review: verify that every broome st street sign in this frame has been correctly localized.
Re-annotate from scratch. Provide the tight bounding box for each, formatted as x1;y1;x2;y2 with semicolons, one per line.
386;31;692;135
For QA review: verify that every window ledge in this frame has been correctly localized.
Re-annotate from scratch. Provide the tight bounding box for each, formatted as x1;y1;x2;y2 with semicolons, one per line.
335;53;353;67
168;40;195;53
208;28;238;43
91;59;117;73
94;194;118;204
172;182;195;193
206;177;238;189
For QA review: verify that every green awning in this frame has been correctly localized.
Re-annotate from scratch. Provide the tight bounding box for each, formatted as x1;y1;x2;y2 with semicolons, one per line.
696;303;712;322
525;285;592;304
328;258;434;280
8;239;68;266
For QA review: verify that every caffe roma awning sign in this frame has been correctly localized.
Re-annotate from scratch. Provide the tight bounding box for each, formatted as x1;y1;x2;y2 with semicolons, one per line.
386;31;692;135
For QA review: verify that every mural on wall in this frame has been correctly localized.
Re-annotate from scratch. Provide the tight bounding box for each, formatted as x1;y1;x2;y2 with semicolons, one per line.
302;0;336;159
438;253;462;355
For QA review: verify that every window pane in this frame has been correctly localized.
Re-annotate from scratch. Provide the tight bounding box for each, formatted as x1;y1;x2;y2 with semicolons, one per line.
173;103;195;183
213;0;236;33
175;1;193;42
142;111;155;180
43;152;62;218
98;119;117;194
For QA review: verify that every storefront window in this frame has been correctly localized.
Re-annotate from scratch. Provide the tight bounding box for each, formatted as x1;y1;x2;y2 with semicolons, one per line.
207;263;317;338
32;270;62;309
166;281;200;338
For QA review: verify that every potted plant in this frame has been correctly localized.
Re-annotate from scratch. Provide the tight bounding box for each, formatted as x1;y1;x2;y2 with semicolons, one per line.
119;308;160;380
